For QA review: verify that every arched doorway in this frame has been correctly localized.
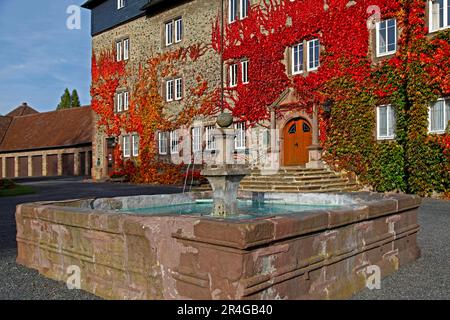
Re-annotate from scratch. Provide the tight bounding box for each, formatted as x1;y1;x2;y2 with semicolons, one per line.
283;117;312;166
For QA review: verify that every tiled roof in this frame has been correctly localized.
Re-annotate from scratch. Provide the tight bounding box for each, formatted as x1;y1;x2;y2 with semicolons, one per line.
0;106;93;153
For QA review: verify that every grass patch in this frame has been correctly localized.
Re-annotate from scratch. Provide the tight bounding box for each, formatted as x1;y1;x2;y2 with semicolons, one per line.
0;184;36;197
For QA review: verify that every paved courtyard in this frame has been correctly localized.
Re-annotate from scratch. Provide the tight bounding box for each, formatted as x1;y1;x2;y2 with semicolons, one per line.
0;179;449;300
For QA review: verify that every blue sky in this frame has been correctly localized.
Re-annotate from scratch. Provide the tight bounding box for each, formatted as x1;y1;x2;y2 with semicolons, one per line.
0;0;91;115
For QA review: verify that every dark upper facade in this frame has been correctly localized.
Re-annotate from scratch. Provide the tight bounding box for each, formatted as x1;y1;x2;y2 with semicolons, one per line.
82;0;186;36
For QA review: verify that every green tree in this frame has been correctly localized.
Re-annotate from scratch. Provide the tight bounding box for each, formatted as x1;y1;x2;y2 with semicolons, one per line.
71;89;81;108
57;88;71;110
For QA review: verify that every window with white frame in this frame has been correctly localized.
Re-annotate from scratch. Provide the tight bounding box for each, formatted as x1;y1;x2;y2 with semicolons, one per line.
175;18;183;43
229;0;238;23
170;130;179;154
117;92;123;112
429;0;450;32
123;136;131;157
235;122;246;150
292;43;304;75
116;38;129;61
241;60;249;84
429;97;450;133
166;80;174;102
229;63;238;87
377;105;396;140
116;91;129;112
123;91;129;111
229;0;249;23
165;20;173;46
132;135;139;157
165;18;183;46
117;0;125;10
175;78;183;100
192;127;202;153
240;0;249;20
205;125;217;151
158;132;168;155
307;39;320;71
376;19;397;57
123;38;129;60
116;41;122;62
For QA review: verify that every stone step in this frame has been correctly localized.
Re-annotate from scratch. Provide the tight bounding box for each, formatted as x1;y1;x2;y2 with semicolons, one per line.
240;178;349;187
247;171;337;178
243;175;343;183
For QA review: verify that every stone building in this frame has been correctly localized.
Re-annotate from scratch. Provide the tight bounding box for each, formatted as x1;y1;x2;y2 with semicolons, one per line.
0;104;93;179
82;0;449;194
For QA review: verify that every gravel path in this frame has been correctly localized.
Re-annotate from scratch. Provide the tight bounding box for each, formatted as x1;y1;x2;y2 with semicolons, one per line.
0;179;448;300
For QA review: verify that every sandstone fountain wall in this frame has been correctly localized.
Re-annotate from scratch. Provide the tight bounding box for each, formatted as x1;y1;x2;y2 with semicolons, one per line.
16;192;421;300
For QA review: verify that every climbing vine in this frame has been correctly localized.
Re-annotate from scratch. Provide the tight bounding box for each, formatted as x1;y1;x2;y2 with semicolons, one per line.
91;0;449;195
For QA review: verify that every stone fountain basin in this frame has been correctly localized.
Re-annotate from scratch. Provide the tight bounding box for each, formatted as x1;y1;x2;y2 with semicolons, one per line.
16;191;421;300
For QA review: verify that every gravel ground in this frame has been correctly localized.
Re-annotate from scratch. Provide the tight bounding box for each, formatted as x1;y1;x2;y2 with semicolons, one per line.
0;179;448;300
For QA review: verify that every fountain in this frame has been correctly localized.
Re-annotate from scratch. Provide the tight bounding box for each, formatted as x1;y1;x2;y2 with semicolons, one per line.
14;115;422;300
201;112;250;216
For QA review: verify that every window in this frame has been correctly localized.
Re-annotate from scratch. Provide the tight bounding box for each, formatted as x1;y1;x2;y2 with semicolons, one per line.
170;130;179;154
376;19;397;57
429;98;450;133
117;0;125;10
175;78;183;100
175;18;183;43
307;39;320;71
116;38;129;61
123;38;129;61
205;125;217;151
123;136;131;158
158;132;168;155
229;0;238;23
116;41;122;62
229;0;248;23
132;135;139;157
377;105;396;140
117;93;123;112
240;0;249;20
292;43;304;74
192;127;202;153
116;92;129;112
229;63;238;87
429;0;450;32
241;60;249;84
166;80;174;102
165;18;183;46
123;91;129;111
235;122;246;150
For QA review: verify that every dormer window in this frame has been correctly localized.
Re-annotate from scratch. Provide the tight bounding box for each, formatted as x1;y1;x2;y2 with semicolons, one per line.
117;0;125;10
429;0;450;32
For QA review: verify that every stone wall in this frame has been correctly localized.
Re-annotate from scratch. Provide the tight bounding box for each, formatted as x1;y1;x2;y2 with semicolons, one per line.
91;0;222;180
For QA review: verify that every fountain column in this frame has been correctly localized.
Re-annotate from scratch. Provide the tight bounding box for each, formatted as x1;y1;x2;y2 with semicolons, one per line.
201;113;250;217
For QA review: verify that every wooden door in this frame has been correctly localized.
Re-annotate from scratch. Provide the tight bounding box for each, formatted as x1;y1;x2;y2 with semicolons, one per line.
62;154;75;176
46;155;58;176
18;157;28;177
5;157;15;178
32;156;43;177
79;152;86;176
283;118;312;166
